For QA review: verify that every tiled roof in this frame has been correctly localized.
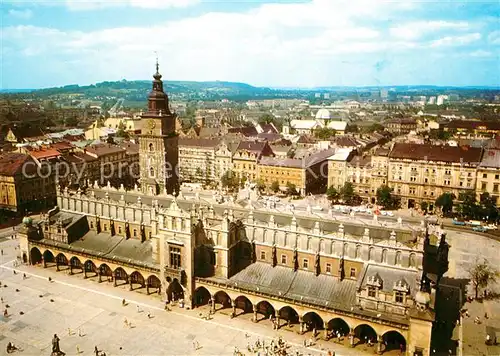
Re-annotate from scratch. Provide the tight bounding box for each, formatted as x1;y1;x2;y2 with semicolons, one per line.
236;141;268;153
179;138;220;148
85;143;126;157
28;147;61;160
389;143;483;164
446;120;500;131
119;142;139;155
259;123;279;134
480;149;500;168
0;152;33;176
259;156;303;169
228;126;258;137
347;155;372;168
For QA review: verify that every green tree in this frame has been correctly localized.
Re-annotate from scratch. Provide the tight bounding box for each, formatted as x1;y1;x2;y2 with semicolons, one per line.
480;192;499;222
271;180;280;193
376;185;400;210
345;124;359;133
258;113;275;125
115;121;130;139
314;128;337;140
240;175;247;188
326;186;340;203
363;123;384;133
286;181;299;196
221;170;238;191
457;190;479;219
469;259;499;299
435;192;456;215
340;182;361;205
256;179;266;192
420;201;428;213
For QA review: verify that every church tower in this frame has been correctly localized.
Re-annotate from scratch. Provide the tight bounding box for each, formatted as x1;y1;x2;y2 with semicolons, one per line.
139;60;178;195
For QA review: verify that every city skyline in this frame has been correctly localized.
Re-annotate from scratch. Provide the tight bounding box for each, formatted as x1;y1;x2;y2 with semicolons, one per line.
2;0;500;89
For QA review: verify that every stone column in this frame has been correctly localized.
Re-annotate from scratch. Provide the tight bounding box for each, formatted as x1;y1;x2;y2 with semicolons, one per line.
69;265;73;275
276;317;280;330
210;298;215;313
231;301;236;318
377;335;383;354
84;269;87;279
98;272;102;283
56;261;59;272
43;257;46;268
252;304;258;323
299;316;304;334
349;329;355;348
323;322;329;340
113;274;117;287
129;279;133;291
146;284;150;295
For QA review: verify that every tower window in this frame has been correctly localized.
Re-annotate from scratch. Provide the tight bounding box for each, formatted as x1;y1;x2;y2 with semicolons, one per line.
170;247;181;269
149;143;154;152
150;167;155;178
260;251;266;260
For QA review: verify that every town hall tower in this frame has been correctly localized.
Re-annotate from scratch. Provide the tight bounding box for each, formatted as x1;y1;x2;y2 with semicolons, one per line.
139;60;179;195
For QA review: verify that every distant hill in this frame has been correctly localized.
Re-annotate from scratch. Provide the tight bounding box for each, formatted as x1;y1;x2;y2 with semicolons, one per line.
2;80;279;101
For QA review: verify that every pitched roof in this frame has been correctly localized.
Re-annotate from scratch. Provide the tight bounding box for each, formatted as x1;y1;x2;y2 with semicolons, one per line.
0;152;33;176
236;141;268;153
326;121;348;131
480;149;500;168
390;143;483;164
290;119;323;130
85;143;126;157
259;123;279;134
179;138;220;148
446;120;500;131
227;126;258;137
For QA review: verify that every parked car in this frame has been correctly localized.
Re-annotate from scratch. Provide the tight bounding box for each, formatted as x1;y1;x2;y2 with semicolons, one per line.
312;206;323;211
386;211;394;217
486;224;498;230
452;219;466;226
468;220;482;226
472;226;488;232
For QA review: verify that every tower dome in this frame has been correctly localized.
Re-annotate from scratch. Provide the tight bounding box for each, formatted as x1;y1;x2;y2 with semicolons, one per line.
315;108;331;120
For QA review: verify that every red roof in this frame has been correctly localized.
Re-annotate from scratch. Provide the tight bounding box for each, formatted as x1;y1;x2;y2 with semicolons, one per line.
0;153;35;176
28;147;61;160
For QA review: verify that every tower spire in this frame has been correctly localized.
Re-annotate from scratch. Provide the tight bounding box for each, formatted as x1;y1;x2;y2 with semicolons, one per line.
155;52;159;74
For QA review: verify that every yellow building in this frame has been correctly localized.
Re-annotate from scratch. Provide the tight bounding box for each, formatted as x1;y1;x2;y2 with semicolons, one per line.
233;141;274;182
476;148;500;204
0;153;56;213
258;149;334;195
388;143;483;210
327;148;354;189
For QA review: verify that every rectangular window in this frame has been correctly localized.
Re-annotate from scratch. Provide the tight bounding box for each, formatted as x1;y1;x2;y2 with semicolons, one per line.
260;251;266;260
483;173;488;179
118;226;122;234
325;263;332;274
368;286;376;298
170;247;181;269
281;254;287;265
494;184;499;193
303;259;309;269
350;268;356;278
482;183;487;190
496;174;500;180
395;291;404;303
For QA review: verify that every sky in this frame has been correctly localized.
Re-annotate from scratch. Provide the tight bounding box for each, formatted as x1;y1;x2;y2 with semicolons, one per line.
1;0;500;89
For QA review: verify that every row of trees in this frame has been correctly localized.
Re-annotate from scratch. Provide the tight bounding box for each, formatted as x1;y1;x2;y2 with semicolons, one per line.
327;183;400;209
221;170;300;196
434;191;498;221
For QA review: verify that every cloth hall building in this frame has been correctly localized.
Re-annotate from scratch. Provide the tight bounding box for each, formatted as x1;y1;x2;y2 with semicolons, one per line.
18;63;447;356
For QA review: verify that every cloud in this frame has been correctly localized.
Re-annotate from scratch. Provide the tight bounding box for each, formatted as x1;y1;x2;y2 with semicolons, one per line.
2;0;497;87
429;33;481;48
8;8;33;19
468;50;493;57
58;0;199;11
390;20;470;40
488;30;500;45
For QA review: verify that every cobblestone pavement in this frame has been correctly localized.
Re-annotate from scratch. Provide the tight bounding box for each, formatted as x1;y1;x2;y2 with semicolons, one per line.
444;229;500;356
0;237;385;356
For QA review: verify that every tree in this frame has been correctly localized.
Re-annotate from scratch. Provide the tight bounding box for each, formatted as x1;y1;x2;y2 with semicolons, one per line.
256;179;266;192
435;192;456;215
420;201;428;213
271;181;280;193
376;185;400;210
286;181;299;196
457;190;480;219
340;182;361;205
314;127;337;140
221;170;239;191
240;175;247;188
480;192;499;222
258;113;275;125
195;167;204;180
115;121;129;139
469;259;499;299
363;123;384;133
345;124;359;133
326;186;340;203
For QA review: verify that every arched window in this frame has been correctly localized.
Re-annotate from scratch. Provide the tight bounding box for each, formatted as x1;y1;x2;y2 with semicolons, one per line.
355;245;361;259
395;251;402;265
149;143;154;152
409;253;416;267
149;167;155;178
381;249;388;264
368;247;374;261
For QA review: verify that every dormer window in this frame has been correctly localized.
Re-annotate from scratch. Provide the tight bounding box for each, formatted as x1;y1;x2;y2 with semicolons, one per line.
393;278;410;303
368;286;377;298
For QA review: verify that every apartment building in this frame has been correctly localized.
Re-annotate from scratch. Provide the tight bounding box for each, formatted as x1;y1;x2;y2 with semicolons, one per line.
387;143;483;210
476;149;500;204
178;138;220;184
233;141;274;182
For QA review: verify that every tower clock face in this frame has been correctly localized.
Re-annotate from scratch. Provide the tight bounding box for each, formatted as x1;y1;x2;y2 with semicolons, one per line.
147;119;156;129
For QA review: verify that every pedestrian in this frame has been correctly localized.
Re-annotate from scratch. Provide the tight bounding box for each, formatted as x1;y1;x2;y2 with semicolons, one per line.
94;346;99;356
122;299;126;306
1;249;3;255
48;277;52;282
76;345;80;354
23;273;26;280
68;328;72;336
147;312;151;319
123;318;128;328
136;305;140;313
78;327;83;337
